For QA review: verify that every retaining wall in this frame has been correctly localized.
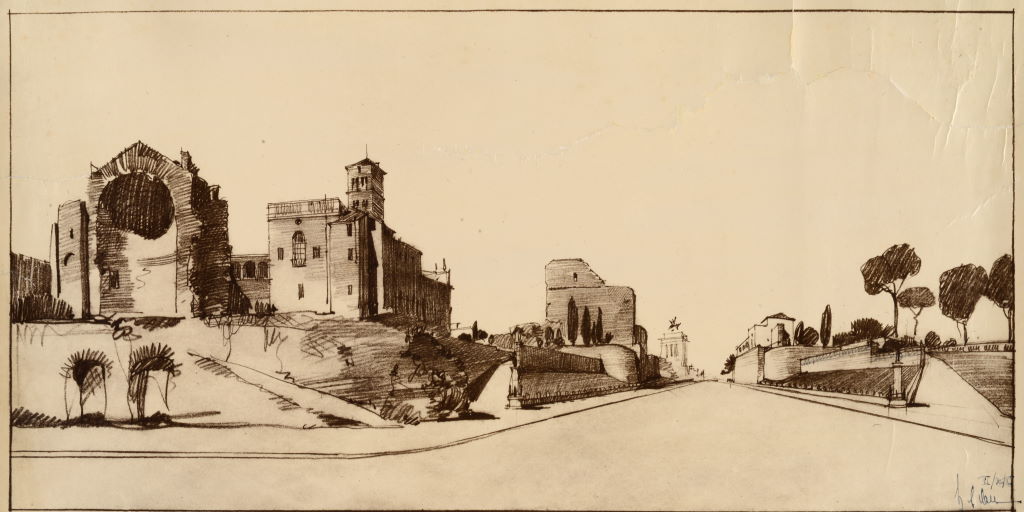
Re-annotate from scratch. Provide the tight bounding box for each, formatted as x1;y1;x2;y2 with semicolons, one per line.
734;346;766;384
801;343;923;373
763;346;836;381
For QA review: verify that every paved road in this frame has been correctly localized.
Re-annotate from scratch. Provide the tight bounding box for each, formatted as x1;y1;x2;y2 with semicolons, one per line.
13;382;1014;510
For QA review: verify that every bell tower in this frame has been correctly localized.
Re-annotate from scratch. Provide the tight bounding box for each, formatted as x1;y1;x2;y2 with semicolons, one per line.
345;155;386;222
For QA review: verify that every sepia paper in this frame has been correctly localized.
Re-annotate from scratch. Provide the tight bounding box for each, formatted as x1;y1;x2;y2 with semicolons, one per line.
2;1;1021;510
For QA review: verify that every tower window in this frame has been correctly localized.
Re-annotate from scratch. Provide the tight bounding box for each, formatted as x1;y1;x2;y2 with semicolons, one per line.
573;272;578;282
312;246;321;259
109;270;120;289
291;231;307;267
347;223;353;236
348;248;354;261
348;284;354;295
69;228;74;239
277;248;285;260
298;283;304;299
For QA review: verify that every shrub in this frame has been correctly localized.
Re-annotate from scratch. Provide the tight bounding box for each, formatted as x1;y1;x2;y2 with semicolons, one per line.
924;331;942;348
253;301;277;316
11;407;63;428
11;294;73;322
457;333;473;342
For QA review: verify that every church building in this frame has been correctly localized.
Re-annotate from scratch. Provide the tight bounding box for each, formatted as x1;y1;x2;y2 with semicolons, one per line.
265;157;452;333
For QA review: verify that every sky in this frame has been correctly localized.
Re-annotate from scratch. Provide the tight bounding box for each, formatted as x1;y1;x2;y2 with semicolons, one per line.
10;11;1014;371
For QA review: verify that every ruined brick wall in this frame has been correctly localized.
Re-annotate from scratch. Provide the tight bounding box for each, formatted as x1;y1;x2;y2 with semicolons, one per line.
87;142;231;317
55;200;90;317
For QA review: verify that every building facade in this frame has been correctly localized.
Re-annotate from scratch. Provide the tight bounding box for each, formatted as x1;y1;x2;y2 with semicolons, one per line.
230;253;271;307
266;158;452;333
544;259;636;346
736;312;796;355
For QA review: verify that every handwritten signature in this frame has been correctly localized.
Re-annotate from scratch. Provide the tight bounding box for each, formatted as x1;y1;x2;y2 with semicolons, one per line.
956;473;1018;509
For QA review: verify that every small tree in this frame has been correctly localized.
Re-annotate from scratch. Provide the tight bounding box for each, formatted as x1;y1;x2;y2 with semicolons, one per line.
797;327;820;347
593;308;604;345
581;306;592;346
820;305;832;348
985;254;1014;342
896;286;935;338
850;318;893;341
567;297;579;345
471;321;479;341
721;354;737;375
939;264;988;345
924;331;942;348
127;344;182;421
60;349;114;420
860;243;922;337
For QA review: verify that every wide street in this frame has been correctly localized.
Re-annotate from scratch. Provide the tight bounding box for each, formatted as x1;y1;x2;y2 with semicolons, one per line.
12;381;1013;511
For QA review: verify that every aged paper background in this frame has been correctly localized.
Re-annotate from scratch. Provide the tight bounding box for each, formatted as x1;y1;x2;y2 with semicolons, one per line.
1;0;1022;510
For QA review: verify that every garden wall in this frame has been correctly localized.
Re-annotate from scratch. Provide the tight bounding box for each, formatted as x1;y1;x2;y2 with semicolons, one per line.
763;346;836;381
734;346;766;384
800;343;923;373
517;345;602;374
560;345;640;384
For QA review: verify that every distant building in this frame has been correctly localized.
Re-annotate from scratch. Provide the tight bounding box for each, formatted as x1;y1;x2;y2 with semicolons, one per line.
544;259;635;346
230;254;271;307
659;329;689;377
266;157;452;333
736;312;796;355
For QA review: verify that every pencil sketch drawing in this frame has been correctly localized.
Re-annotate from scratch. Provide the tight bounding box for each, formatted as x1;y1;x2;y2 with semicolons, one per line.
5;5;1018;511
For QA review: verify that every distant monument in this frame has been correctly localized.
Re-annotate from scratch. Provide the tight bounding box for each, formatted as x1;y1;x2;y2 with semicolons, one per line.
659;317;690;379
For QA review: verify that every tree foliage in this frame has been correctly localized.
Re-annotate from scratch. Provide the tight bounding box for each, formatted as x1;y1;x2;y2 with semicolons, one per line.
796;326;820;347
860;244;921;336
820;305;832;348
896;286;935;338
985;254;1014;342
581;306;592;346
939;264;988;345
721;354;737;375
60;350;114;420
567;297;579;345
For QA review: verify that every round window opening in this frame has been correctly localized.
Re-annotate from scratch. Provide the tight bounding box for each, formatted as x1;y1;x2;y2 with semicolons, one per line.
99;173;175;240
295;218;302;225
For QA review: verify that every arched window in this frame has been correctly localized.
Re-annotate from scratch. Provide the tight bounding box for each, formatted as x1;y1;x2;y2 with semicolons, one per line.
257;261;269;279
231;262;240;278
63;252;74;266
291;231;306;267
243;261;256;279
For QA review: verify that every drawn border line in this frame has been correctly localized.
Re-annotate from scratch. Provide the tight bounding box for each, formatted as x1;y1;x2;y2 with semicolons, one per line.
6;8;1015;512
5;8;1019;15
9;382;696;460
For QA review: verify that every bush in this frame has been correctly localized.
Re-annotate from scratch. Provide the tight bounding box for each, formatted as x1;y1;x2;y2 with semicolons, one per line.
457;333;473;342
11;294;74;322
924;331;942;348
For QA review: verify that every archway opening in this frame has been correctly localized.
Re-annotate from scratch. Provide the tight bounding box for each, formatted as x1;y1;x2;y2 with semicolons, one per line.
99;173;174;240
